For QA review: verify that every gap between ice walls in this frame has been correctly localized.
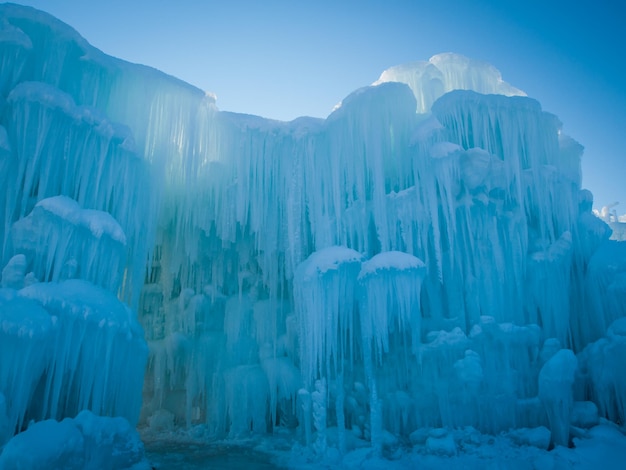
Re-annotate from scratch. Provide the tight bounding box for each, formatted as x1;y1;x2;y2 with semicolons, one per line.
1;2;626;457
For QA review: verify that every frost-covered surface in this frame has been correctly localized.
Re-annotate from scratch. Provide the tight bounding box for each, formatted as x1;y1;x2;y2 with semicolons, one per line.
11;196;127;292
275;423;626;469
0;410;150;469
0;279;147;447
1;3;626;468
141;423;626;469
373;52;525;113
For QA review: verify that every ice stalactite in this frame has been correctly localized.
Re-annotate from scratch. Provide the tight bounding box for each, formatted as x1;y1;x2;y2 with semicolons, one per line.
320;83;418;256
297;388;313;448
261;342;301;429
409;318;544;435
0;192;146;431
19;280;147;423
526;232;574;346
1;4;626;459
0;10;153;437
357;251;426;362
0;18;31;100
224;364;269;437
312;379;328;455
11;196;127;292
577;318;626;426
0;292;53;440
292;249;429;452
583;241;626;343
0;279;147;448
357;252;426;453
539;349;577;447
293;247;363;388
3;82;157;305
292;247;362;450
0;94;149;433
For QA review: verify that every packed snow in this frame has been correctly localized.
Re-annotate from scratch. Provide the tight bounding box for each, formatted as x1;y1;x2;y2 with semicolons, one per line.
0;410;150;469
1;3;626;469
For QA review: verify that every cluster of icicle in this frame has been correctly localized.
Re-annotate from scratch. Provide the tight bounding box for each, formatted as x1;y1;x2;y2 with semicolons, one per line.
0;6;150;447
293;248;425;454
2;3;626;456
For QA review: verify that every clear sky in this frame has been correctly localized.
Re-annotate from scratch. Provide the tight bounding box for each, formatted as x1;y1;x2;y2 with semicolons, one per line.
7;0;626;209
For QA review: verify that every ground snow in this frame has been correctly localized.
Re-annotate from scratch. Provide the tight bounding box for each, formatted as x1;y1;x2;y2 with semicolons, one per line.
140;422;626;470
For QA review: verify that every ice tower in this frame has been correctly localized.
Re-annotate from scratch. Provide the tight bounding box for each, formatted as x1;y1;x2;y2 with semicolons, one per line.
1;3;625;459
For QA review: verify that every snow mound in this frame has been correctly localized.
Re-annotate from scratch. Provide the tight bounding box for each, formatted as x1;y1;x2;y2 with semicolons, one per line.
0;410;150;470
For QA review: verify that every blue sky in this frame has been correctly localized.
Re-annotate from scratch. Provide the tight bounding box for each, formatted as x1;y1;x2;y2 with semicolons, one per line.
9;0;626;209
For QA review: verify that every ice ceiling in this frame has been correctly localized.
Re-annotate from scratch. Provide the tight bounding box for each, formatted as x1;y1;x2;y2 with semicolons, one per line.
1;3;626;457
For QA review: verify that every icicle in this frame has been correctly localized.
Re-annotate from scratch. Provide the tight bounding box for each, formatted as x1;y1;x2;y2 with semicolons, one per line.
3;5;617;453
18;280;147;425
578;318;626;425
0;291;54;435
538;349;577;447
224;364;269;437
312;379;328;455
526;232;574;345
0;18;32;98
335;372;346;455
358;251;426;361
11;196;127;293
293;246;363;387
297;388;312;447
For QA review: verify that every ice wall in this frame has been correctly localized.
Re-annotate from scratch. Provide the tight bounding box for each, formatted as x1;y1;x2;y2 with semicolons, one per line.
0;4;152;448
1;3;624;457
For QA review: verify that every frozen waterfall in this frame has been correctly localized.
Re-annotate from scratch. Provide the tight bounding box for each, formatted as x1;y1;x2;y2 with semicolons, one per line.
1;3;625;465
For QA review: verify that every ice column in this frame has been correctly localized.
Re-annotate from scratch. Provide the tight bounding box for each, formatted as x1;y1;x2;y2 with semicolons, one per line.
538;349;577;447
0;292;54;440
358;251;426;452
293;246;363;451
577;318;626;425
293;247;364;386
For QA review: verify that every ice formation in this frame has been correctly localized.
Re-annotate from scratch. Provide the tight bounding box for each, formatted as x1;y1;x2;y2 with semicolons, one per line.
1;3;626;464
373;52;525;113
0;410;150;469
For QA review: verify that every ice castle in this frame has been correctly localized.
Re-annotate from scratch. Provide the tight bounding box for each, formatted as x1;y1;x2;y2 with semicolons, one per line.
1;4;625;462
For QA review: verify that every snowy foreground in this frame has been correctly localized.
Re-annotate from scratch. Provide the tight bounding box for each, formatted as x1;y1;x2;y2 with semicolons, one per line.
2;3;626;469
3;419;626;468
142;424;626;470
